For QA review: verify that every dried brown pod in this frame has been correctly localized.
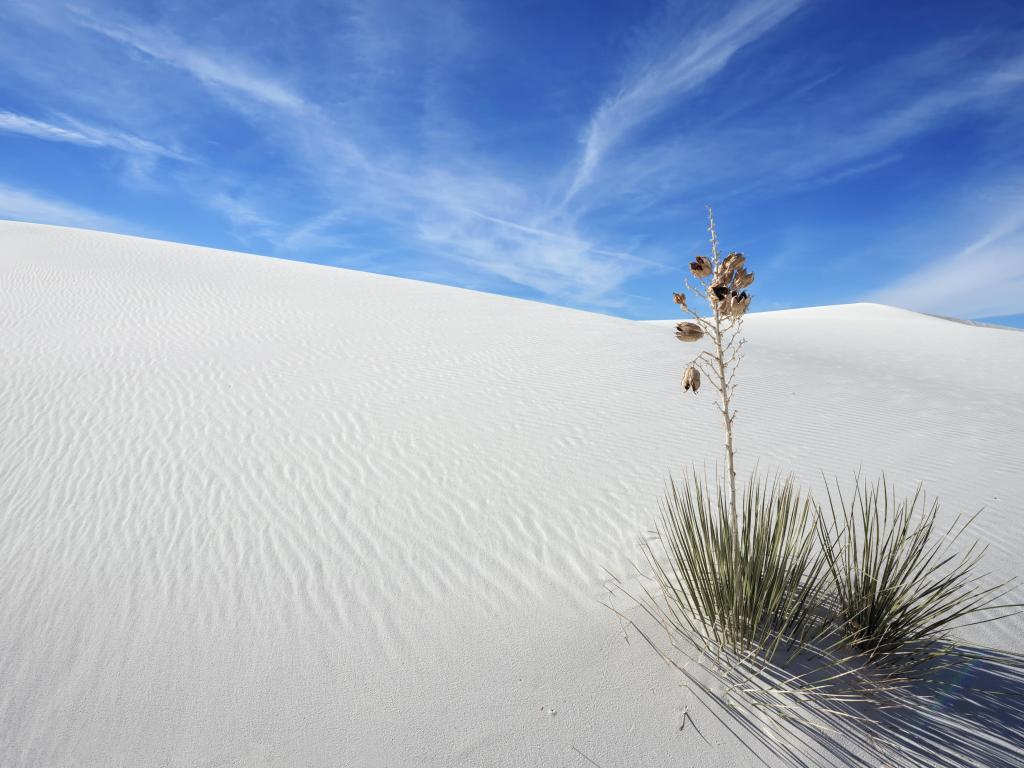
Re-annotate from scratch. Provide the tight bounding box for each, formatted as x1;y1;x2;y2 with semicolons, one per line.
689;256;712;278
673;292;687;307
682;365;701;393
712;263;732;287
728;291;751;317
709;284;731;305
733;268;755;290
675;321;704;342
723;252;745;271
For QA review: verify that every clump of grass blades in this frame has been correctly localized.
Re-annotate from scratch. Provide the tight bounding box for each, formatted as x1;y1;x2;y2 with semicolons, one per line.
641;471;828;664
818;476;1020;676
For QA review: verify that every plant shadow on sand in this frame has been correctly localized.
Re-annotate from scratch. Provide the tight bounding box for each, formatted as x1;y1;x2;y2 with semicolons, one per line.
680;643;1024;768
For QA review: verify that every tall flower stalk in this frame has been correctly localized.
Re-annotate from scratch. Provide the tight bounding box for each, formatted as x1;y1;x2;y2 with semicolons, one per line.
673;207;753;559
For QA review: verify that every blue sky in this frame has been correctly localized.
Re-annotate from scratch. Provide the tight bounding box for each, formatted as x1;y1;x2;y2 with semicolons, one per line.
1;0;1023;324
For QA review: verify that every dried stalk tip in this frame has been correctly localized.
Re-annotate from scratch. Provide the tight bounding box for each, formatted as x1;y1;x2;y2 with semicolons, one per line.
689;256;712;278
675;321;704;342
682;365;701;393
673;292;687;308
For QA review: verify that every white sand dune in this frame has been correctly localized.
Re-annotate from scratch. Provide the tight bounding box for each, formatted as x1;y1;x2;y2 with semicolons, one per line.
1;220;1022;767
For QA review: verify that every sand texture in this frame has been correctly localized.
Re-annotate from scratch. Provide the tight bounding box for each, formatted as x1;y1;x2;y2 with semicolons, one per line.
1;220;1022;767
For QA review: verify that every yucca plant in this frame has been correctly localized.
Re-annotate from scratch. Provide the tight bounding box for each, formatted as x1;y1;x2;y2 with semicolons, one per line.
643;471;828;661
818;476;1020;675
612;210;1022;759
636;209;834;662
669;209;753;623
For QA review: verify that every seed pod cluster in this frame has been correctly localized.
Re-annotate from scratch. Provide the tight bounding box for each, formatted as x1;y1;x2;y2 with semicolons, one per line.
708;251;755;318
672;225;752;400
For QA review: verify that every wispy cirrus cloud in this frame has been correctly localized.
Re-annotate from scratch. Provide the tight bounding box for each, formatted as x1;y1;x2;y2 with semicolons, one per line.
71;9;309;114
869;187;1024;318
204;192;282;243
0;109;187;159
564;0;806;203
0;181;130;232
775;51;1024;186
415;205;656;304
571;39;1024;222
60;4;653;305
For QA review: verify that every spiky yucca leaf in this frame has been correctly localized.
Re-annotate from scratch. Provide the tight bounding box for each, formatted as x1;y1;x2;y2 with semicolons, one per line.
642;471;829;662
818;476;1020;674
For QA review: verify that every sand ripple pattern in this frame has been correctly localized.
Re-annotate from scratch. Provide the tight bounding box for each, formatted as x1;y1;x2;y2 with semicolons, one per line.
1;222;1021;767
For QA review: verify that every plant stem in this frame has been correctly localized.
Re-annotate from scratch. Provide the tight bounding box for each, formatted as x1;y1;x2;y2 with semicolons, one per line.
707;207;741;629
714;310;739;536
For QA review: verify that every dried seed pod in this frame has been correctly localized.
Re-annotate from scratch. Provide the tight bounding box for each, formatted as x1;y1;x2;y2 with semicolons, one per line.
710;284;729;300
708;284;734;316
682;365;701;393
728;291;751;317
673;292;687;307
733;268;754;290
723;252;745;271
674;321;704;342
689;256;712;278
712;266;734;289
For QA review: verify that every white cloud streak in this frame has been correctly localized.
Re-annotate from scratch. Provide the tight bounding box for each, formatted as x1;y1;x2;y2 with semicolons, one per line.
0;110;187;159
72;10;309;113
415;208;643;305
788;55;1024;181
0;182;128;232
564;0;806;202
574;46;1024;217
205;192;281;242
67;8;648;305
869;197;1024;319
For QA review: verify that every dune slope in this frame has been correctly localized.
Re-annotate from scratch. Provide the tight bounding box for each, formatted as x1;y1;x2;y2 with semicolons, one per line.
1;221;1022;767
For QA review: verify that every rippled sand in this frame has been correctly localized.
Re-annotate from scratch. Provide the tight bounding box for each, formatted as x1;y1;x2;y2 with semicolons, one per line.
1;221;1021;766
